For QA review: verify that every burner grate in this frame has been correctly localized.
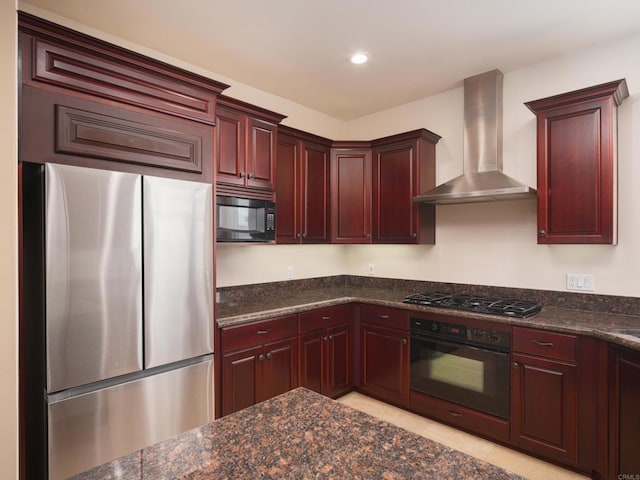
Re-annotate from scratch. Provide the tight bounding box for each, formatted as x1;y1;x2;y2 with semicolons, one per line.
403;292;542;318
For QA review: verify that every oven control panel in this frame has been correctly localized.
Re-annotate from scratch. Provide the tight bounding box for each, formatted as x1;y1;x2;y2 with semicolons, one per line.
410;318;510;350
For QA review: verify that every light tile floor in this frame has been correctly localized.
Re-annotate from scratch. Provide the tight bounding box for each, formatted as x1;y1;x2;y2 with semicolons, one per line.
337;392;589;480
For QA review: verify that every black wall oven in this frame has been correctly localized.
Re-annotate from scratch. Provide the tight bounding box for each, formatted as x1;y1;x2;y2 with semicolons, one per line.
410;317;511;419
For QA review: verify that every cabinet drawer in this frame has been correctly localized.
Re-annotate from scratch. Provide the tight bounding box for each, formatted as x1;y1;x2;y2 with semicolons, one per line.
299;304;354;334
513;327;577;362
221;315;297;352
359;304;409;330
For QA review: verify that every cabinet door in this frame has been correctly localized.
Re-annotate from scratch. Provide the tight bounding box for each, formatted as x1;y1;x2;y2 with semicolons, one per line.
301;142;330;243
216;107;246;186
360;323;409;405
221;345;262;416
275;135;300;243
325;324;351;398
261;337;298;402
609;347;640;478
372;141;418;243
526;80;628;244
246;117;277;190
511;352;578;463
330;148;372;243
299;331;324;394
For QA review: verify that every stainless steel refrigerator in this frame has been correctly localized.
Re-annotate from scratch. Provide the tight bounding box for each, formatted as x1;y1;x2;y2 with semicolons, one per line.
40;163;214;479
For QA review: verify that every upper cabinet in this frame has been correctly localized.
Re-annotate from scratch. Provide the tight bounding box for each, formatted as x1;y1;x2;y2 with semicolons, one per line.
18;13;228;183
525;80;628;244
330;143;373;244
276;126;332;244
216;96;286;198
371;129;440;244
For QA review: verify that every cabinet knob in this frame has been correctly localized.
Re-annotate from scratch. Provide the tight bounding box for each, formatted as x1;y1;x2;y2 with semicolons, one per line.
266;352;272;360
512;362;519;369
296;233;302;238
538;230;546;237
239;172;246;178
329;335;333;341
259;354;265;362
402;338;407;345
323;336;328;341
412;232;417;238
248;173;255;179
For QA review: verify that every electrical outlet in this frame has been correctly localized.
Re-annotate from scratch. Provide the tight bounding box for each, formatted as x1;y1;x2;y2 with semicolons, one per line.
287;266;294;280
215;290;221;303
567;274;594;292
368;263;375;275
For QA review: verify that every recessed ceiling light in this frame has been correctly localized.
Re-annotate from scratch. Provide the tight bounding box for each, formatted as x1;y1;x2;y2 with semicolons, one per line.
350;53;368;64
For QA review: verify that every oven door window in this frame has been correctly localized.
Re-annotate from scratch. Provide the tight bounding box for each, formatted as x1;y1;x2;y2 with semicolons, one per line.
410;335;510;419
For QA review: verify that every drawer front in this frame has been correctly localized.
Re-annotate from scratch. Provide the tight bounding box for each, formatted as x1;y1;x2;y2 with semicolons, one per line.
299;304;354;334
513;327;577;362
359;304;409;330
221;315;298;352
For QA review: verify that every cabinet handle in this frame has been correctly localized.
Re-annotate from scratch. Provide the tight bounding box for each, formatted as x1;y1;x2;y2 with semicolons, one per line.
531;340;554;347
266;352;272;360
448;410;463;417
322;316;331;320
377;314;390;319
239;172;246;178
248;173;255;179
401;338;407;345
256;330;271;336
258;354;265;362
538;229;546;237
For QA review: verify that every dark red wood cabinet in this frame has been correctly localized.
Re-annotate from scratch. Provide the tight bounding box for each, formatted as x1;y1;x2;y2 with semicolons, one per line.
371;129;440;244
359;305;410;405
330;144;373;243
276;127;331;244
298;305;354;398
220;315;298;416
216;96;286;197
510;327;578;464
525;79;628;244
608;346;640;479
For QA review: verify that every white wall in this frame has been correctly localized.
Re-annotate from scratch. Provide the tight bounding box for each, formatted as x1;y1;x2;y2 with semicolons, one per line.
1;1;18;478
344;34;640;297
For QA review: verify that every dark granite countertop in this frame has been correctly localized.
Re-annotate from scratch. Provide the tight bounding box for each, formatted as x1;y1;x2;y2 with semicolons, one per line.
72;387;525;480
216;277;640;351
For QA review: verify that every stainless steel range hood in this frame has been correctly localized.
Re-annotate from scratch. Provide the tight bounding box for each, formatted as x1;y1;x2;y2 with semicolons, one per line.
413;69;536;204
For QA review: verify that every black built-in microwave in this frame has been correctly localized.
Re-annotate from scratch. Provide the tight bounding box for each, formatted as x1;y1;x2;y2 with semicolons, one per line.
216;195;275;243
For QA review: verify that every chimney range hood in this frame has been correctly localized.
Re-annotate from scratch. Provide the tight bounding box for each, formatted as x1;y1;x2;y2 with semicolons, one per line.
413;69;536;204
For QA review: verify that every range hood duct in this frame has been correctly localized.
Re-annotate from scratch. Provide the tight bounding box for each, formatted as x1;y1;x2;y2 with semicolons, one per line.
414;69;536;204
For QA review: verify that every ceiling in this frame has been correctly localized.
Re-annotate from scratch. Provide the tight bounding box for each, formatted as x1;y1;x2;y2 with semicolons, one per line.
21;0;640;120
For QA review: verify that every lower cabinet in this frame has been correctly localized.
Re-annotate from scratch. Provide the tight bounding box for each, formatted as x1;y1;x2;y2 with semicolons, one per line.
299;305;354;398
510;327;578;465
359;305;410;405
608;346;640;479
220;315;298;416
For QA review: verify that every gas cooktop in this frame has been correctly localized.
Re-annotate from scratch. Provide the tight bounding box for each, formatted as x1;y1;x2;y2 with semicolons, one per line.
403;291;542;318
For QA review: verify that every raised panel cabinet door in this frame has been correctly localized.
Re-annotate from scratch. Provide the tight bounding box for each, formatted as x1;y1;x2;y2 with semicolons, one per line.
216;107;246;186
299;331;324;394
247;117;277;190
360;323;409;405
372;142;418;243
261;337;298;402
221;345;262;416
330;149;372;243
510;352;578;464
326;324;351;398
275;135;300;243
525;79;628;244
301;142;330;243
609;347;640;479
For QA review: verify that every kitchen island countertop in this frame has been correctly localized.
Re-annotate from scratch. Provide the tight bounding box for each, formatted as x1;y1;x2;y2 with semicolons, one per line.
71;387;525;480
